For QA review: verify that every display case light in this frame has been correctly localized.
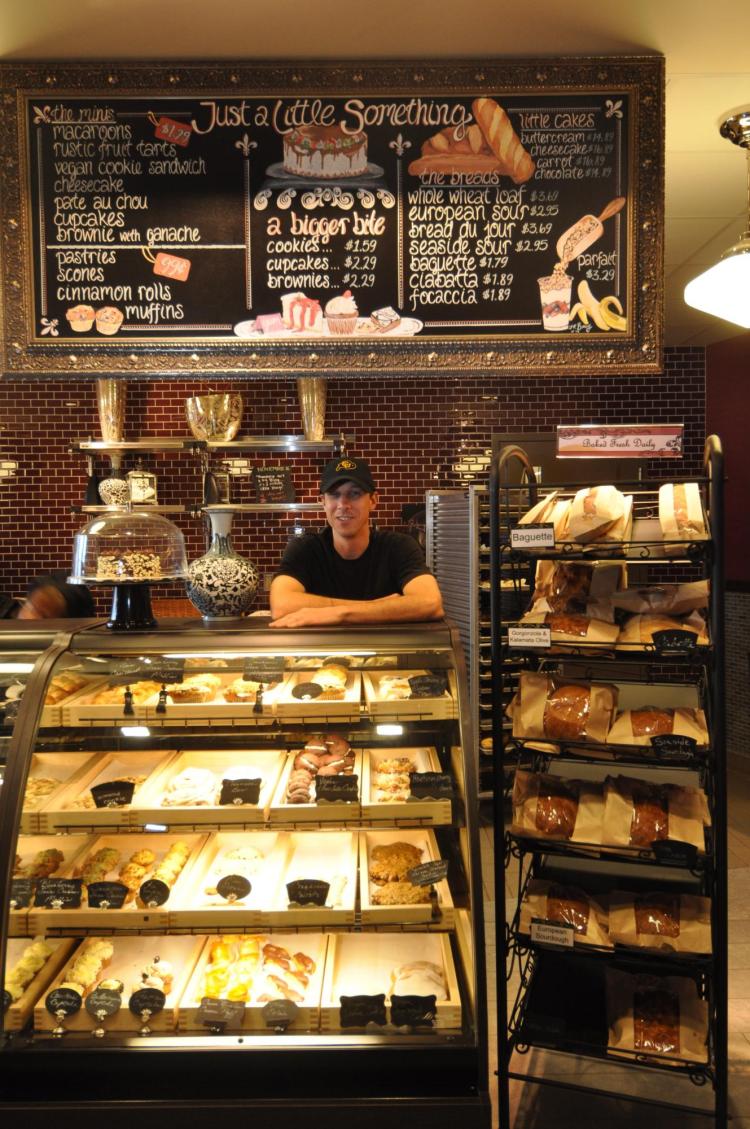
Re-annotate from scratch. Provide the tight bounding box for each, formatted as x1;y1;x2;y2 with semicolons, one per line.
0;663;34;674
376;723;404;736
685;106;750;328
120;725;150;737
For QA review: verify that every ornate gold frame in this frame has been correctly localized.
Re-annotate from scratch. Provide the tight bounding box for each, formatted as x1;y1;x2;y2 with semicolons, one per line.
0;56;663;378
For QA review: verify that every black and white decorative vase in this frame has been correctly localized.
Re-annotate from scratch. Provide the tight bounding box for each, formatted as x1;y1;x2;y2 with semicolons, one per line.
186;508;259;620
98;475;130;506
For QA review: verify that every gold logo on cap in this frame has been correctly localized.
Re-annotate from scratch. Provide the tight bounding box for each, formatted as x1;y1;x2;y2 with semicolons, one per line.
336;459;356;471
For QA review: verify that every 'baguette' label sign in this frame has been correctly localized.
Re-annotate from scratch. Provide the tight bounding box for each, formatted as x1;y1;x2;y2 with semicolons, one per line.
510;523;555;550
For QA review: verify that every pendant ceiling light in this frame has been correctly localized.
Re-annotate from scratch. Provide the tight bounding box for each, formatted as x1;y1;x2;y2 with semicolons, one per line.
684;106;750;329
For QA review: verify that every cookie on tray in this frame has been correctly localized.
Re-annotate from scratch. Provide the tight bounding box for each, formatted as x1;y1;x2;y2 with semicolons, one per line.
369;841;423;884
371;880;431;906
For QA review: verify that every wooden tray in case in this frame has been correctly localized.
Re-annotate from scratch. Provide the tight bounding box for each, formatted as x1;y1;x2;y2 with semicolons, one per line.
360;747;452;826
143;673;288;727
37;750;175;832
169;830;289;930
361;670;458;721
11;834;92;937
268;750;363;825
275;672;362;724
135;749;285;828
267;831;358;927
21;752;99;833
27;832;207;934
178;932;328;1033
319;933;461;1031
60;678;155;727
3;937;75;1031
359;828;455;927
35;934;204;1034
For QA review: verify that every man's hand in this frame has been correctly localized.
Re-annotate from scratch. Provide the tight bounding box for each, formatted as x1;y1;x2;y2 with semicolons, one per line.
270;605;346;628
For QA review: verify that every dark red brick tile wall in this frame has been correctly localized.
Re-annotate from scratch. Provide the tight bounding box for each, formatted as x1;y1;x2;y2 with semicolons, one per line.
0;346;705;612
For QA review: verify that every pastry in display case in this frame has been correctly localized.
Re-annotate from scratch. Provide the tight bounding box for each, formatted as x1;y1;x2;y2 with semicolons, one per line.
0;622;489;1128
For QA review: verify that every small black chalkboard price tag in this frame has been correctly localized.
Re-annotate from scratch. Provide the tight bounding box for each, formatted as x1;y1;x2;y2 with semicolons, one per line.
149;659;185;686
339;994;387;1028
198;996;245;1030
46;987;82;1018
390;994;436;1027
286;878;330;907
35;877;83;909
650;734;699;760
87;881;129;909
3;989;13;1014
219;777;262;806
216;874;252;902
9;878;34;909
139;878;171;907
652;629;698;655
129;987;166;1018
262;999;299;1030
85;988;122;1019
251;466;296;504
243;656;285;682
652;839;700;868
407;860;450;887
409;772;453;800
91;780;136;808
315;774;358;804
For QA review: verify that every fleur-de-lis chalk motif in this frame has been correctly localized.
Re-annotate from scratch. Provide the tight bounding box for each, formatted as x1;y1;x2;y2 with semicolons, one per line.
605;99;624;119
32;105;52;125
389;133;412;158
235;133;257;157
40;317;59;336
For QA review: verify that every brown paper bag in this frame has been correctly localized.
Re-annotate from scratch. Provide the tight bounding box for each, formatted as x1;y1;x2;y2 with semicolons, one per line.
606;969;708;1064
617;611;709;650
606;707;709;748
518;491;560;525
519;878;611;948
658;482;708;544
511;770;604;844
612;580;709;616
565;485;627;543
601;775;709;853
510;672;617;744
608;891;711;954
520;602;620;648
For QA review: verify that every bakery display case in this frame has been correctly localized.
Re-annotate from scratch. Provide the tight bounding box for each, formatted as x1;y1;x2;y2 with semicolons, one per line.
0;620;489;1129
490;437;727;1127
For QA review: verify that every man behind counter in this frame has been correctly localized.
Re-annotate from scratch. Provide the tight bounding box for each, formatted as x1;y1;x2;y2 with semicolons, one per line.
270;456;443;628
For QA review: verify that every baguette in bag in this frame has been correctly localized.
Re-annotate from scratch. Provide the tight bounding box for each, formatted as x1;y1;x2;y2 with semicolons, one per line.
564;485;627;543
608;890;711;954
659;482;708;545
612;581;709;617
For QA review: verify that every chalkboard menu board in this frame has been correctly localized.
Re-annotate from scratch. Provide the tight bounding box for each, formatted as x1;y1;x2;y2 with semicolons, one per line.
0;58;663;376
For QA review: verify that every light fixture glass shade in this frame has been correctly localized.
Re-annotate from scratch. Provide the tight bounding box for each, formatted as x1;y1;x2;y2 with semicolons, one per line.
684;240;750;329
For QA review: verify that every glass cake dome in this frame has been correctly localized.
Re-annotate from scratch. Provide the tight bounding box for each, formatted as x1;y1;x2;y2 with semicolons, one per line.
71;510;188;584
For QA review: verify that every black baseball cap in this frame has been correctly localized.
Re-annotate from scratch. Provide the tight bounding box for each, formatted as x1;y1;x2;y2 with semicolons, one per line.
320;456;376;494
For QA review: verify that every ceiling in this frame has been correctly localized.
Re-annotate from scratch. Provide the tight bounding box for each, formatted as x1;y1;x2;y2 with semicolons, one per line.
1;0;749;348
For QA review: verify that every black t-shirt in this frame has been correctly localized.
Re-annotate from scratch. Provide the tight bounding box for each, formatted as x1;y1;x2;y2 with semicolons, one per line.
276;528;430;601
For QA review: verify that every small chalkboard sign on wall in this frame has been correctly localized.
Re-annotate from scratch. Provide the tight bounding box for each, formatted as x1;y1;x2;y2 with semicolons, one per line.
0;57;663;377
251;466;296;503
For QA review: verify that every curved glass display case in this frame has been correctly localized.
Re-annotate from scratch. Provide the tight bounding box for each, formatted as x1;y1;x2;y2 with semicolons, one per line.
0;619;489;1129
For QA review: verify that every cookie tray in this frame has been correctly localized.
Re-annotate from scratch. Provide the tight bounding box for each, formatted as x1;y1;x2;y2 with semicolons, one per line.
268;750;363;826
134;749;286;828
360;746;451;827
21;752;100;834
27;832;207;934
359;828;454;927
275;672;362;724
168;830;289;930
361;670;458;721
178;933;328;1033
3;938;75;1031
37;749;177;832
35;934;204;1034
319;932;461;1031
11;834;93;937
